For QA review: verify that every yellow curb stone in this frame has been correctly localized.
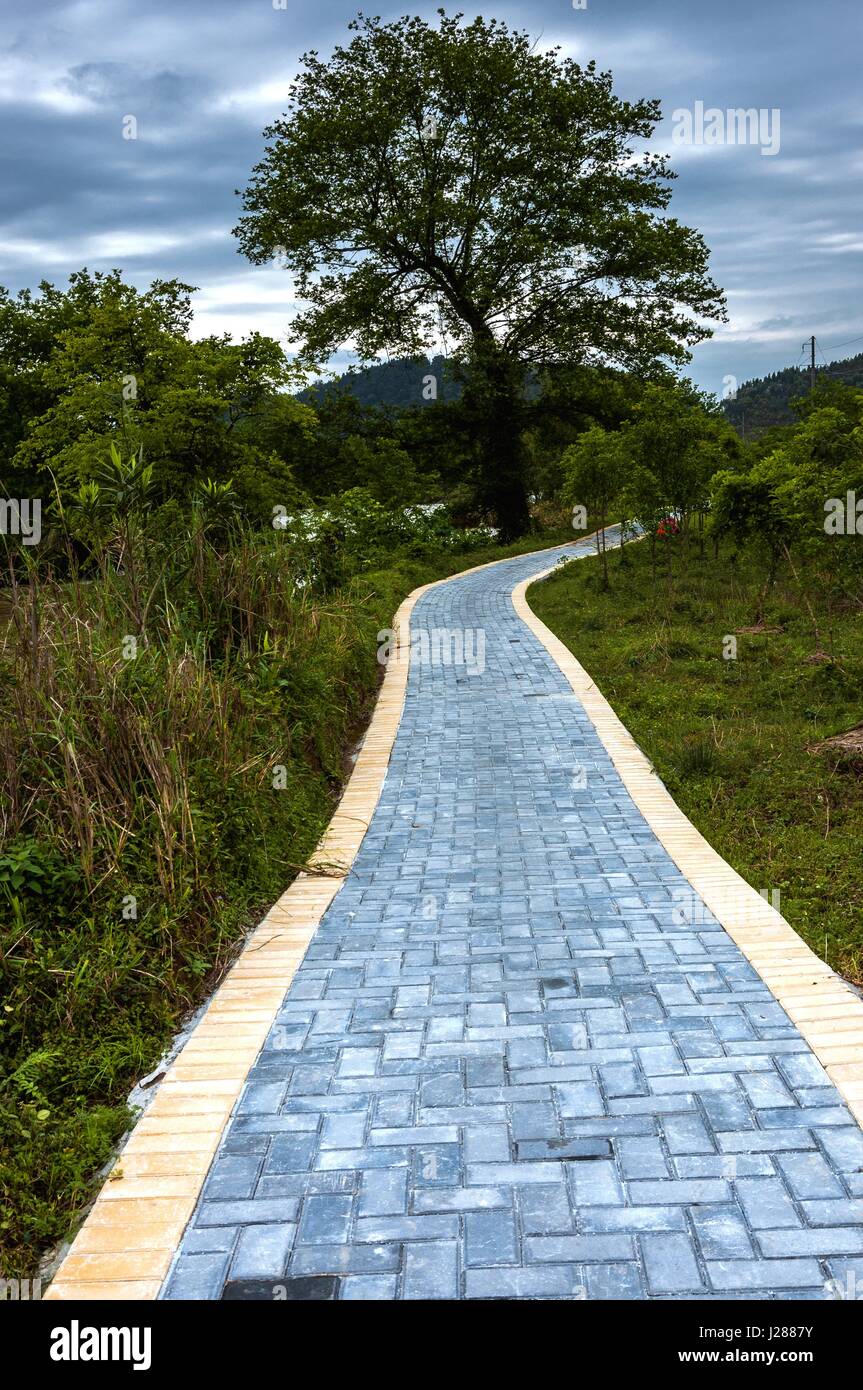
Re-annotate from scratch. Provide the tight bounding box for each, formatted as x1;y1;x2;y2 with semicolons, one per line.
45;1281;164;1301
59;1250;174;1283
70;1224;180;1254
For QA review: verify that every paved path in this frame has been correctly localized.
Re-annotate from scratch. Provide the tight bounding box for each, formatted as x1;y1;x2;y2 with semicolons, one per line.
162;539;863;1301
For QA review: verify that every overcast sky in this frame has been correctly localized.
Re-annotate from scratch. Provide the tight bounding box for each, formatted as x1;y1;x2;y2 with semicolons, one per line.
2;0;861;396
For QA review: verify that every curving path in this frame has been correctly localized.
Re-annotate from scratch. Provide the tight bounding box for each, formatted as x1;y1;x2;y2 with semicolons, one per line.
151;537;862;1298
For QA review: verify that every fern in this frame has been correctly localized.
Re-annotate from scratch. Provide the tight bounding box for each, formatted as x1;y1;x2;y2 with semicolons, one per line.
6;1049;63;1104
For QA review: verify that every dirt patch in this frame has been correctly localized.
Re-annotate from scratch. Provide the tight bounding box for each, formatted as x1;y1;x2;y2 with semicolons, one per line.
809;724;863;760
735;623;784;635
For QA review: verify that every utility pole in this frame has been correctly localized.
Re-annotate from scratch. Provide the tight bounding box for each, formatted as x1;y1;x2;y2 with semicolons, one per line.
810;334;816;393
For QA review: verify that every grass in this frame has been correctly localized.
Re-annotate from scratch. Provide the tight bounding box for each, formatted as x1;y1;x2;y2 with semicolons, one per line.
530;537;863;987
0;521;572;1278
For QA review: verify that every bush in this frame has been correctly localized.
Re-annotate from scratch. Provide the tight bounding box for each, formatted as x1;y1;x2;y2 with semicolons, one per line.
276;488;496;590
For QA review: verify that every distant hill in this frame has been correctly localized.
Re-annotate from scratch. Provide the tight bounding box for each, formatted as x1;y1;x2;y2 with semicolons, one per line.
722;351;863;436
300;355;461;409
303;348;863;432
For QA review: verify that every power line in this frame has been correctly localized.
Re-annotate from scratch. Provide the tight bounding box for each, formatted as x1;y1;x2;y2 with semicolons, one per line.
820;333;863;352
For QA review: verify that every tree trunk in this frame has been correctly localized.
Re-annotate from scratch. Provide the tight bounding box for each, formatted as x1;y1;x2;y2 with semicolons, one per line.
598;509;609;589
487;425;530;540
465;342;530;540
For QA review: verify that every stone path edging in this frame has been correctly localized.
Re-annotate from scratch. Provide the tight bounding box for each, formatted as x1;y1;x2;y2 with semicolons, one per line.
515;562;863;1130
44;540;577;1301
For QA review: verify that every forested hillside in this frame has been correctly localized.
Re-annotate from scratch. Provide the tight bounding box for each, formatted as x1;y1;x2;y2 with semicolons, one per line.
723;351;863;435
300;354;461;408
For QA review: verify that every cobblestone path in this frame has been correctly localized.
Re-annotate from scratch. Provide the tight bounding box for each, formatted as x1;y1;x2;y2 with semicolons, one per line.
162;539;863;1301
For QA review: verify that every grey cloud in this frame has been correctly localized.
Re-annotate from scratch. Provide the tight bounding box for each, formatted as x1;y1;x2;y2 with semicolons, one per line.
0;0;860;394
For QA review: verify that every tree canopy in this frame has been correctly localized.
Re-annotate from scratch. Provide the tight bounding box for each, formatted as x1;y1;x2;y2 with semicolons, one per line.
235;9;726;535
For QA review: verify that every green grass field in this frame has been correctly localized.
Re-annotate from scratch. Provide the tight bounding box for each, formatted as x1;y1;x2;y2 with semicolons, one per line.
530;537;863;987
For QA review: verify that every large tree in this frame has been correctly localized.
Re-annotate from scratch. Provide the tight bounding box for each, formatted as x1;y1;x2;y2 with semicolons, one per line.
235;10;726;536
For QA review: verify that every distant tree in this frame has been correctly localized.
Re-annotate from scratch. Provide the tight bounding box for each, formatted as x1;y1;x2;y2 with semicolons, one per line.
710;471;791;624
621;384;739;557
560;425;628;588
791;379;863;428
234;11;725;537
709;399;863;655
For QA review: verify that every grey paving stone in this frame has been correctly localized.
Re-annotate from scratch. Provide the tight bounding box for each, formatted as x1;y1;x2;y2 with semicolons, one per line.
601;1063;645;1098
584;1262;645;1299
823;1255;863;1295
511;1102;560;1140
757;1228;863;1257
465;1210;518;1266
340;1274;399;1300
230;1224;295;1279
641;1234;704;1294
661;1114;715;1155
195;1199;299;1227
264;1134;317;1174
296;1195;353;1245
579;1206;687;1233
316;1146;410;1171
569;1160;624;1206
403;1241;459;1299
291;1243;400;1275
526;1234;635;1263
464;1126;511;1163
466;1161;564;1186
673;1155;775;1179
818;1127;863;1171
718;1130;816;1152
236;1083;285;1114
370;1125;458;1146
163;1253;230;1300
554;1081;605;1117
734;1178;801;1230
801;1199;863;1226
706;1259;825;1291
465;1265;580;1299
358;1168;408;1217
691;1206;754;1260
700;1092;756;1132
518;1184;574;1235
516;1138;612;1161
626;1179;730;1205
778;1152;846;1201
632;1050;680;1085
320;1112;368;1149
182;1226;240;1255
354;1215;459;1242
